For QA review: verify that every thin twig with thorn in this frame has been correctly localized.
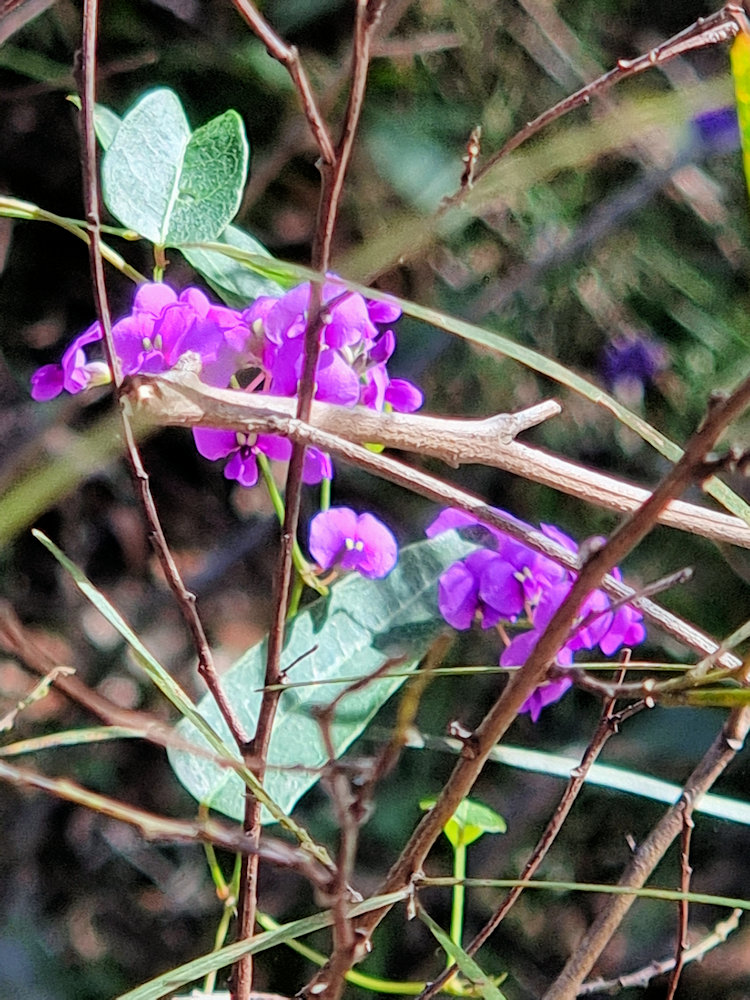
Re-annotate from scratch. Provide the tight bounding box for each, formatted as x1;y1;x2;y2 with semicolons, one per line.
665;796;695;1000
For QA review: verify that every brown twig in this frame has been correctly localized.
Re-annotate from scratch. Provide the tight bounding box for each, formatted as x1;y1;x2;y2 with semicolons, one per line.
543;707;750;999
665;797;695;1000
448;4;750;205
229;0;335;165
417;662;642;1000
227;5;388;996
0;758;330;885
297;361;750;997
77;0;248;754
128;373;746;675
578;908;743;995
130;372;750;551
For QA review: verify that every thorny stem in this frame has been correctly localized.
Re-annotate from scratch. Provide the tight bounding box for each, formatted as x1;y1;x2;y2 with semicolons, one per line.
664;798;695;1000
77;0;248;755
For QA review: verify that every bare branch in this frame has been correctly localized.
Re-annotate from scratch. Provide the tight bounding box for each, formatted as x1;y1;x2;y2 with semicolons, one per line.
543;707;750;999
129;372;750;551
77;0;248;753
0;758;330;885
579;908;743;994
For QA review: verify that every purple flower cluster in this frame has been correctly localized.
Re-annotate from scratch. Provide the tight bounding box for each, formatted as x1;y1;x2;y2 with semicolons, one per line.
427;509;646;721
30;278;422;489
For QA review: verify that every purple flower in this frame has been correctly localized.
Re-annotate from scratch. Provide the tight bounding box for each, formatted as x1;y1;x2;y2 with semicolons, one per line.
693;107;740;155
30;283;249;399
193;428;292;488
309;507;398;579
428;507;646;720
601;333;666;399
30;323;109;400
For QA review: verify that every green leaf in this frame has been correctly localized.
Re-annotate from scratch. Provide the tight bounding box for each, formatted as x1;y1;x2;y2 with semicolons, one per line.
421;797;507;849
169;530;477;823
181;224;286;306
31;530;331;852
165;109;249;245
417;906;507;1000
93;103;122;152
68;95;122;150
101;87;249;246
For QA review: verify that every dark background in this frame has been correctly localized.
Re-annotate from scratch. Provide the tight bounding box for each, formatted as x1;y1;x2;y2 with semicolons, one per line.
2;1;750;997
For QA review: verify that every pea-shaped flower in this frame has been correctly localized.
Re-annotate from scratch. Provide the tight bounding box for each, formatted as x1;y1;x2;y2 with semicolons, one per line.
309;507;398;579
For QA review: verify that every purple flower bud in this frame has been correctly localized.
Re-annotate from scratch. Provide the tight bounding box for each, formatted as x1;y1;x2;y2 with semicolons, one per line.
30;323;109;400
309;507;398;579
600;333;666;396
693;106;740;155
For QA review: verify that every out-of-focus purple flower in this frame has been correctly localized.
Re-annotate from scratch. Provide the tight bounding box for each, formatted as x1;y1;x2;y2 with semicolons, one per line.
692;107;740;155
309;507;398;579
601;333;667;399
427;506;646;720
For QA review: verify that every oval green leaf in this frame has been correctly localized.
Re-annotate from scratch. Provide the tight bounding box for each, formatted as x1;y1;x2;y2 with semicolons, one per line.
169;530;476;823
181;224;286;307
101;88;249;246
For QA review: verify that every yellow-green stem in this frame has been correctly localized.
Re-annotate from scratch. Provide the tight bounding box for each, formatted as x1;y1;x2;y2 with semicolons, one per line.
450;842;467;963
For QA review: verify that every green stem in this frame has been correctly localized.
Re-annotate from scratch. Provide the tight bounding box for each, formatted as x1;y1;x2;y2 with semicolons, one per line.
203;851;242;993
0;195;145;283
450;842;467;961
320;475;331;512
256;912;468;995
257;452;327;596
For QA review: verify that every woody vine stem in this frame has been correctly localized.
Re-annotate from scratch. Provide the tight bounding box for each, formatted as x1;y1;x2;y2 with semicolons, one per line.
72;2;750;999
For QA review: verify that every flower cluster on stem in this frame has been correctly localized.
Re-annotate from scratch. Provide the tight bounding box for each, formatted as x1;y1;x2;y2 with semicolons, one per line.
30;277;422;492
427;509;646;720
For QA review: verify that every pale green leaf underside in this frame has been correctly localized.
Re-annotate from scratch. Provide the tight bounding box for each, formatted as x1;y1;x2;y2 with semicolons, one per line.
169;531;477;823
101;87;248;246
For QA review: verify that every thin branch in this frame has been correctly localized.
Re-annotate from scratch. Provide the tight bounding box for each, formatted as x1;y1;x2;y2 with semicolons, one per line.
229;0;335;164
447;4;750;205
233;8;389;996
0;758;330;885
129;372;750;550
77;0;247;754
128;372;746;674
578;908;743;995
665;798;695;1000
298;366;750;997
418;662;642;1000
543;707;750;999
